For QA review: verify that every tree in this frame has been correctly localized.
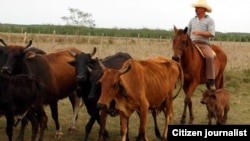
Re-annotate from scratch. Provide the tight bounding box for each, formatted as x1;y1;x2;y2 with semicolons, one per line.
61;7;95;28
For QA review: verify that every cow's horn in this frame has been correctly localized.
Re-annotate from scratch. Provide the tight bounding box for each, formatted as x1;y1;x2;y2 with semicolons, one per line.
25;40;32;49
119;63;131;75
97;57;106;70
91;47;97;57
87;66;93;72
0;39;7;46
68;50;76;57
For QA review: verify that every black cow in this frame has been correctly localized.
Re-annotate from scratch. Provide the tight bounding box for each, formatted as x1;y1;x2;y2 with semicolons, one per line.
0;39;50;141
68;48;132;141
69;49;162;141
0;74;47;141
0;39;82;139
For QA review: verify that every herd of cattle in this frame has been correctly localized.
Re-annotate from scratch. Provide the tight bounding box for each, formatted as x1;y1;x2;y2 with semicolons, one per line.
0;37;229;141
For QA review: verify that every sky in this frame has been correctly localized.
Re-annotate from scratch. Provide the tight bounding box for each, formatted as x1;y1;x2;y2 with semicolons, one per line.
0;0;250;33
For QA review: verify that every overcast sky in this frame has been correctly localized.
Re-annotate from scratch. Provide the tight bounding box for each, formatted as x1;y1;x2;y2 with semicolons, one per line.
0;0;249;33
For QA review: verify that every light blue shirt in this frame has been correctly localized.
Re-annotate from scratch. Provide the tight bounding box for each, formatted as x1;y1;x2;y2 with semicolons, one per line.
187;15;215;44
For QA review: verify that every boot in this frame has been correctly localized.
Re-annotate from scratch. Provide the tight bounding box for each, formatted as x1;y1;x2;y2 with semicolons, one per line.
207;79;216;90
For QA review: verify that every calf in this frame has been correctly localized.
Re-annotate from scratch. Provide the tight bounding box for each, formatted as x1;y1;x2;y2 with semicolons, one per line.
0;39;83;138
200;89;230;125
0;74;47;141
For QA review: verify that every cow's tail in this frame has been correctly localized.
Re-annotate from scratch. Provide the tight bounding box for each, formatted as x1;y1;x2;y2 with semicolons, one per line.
173;62;184;99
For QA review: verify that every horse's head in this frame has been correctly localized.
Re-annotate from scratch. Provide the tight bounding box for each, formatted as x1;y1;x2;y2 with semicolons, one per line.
172;26;191;62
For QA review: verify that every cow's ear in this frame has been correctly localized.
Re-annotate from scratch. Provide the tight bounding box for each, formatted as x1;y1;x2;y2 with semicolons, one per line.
68;60;76;66
25;51;36;58
119;81;128;99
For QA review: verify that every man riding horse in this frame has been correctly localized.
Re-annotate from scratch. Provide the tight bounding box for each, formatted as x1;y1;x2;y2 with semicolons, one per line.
188;0;216;90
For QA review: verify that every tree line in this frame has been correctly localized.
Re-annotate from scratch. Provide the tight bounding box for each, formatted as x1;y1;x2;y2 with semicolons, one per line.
0;23;250;42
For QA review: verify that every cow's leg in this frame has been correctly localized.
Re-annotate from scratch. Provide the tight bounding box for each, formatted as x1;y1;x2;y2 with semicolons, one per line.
151;109;161;139
222;108;229;124
136;104;149;141
16;117;29;141
68;92;82;133
207;110;213;125
28;112;39;141
119;111;129;141
49;102;63;138
83;115;96;141
5;113;14;141
38;106;48;141
216;109;223;125
97;110;109;141
161;98;173;141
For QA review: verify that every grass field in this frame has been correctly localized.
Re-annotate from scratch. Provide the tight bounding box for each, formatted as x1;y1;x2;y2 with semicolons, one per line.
0;32;250;141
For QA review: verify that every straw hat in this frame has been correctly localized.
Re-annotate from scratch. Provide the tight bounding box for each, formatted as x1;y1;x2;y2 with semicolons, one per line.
191;0;212;13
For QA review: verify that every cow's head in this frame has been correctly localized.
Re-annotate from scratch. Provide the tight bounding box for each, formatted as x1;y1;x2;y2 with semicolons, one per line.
1;40;33;75
200;89;217;104
68;47;97;83
97;60;131;110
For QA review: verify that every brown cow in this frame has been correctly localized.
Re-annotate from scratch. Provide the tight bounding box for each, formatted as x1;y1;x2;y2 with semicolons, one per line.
1;41;83;138
200;89;230;125
97;56;182;141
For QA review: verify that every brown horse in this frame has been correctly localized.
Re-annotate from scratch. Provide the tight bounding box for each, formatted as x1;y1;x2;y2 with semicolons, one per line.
171;26;227;124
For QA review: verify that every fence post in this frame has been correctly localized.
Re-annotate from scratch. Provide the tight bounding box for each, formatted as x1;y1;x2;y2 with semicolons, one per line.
101;33;104;47
53;30;56;46
8;31;11;42
88;32;90;45
23;32;27;43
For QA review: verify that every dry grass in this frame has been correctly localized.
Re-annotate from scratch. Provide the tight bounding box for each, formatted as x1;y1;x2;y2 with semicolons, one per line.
0;32;250;141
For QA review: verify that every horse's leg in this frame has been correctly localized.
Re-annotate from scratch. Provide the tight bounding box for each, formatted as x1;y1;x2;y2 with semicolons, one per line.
181;82;197;124
68;92;82;133
180;96;188;124
215;74;224;89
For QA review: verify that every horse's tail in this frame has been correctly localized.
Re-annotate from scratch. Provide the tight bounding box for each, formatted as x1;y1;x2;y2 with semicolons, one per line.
173;61;184;100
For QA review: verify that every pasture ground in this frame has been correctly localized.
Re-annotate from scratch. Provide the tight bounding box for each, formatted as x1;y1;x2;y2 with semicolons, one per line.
0;33;250;141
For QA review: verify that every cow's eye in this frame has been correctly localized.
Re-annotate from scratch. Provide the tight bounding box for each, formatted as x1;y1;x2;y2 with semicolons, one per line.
112;83;119;89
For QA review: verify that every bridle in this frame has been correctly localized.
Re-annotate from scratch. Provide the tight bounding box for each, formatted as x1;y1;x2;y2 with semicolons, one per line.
172;37;188;62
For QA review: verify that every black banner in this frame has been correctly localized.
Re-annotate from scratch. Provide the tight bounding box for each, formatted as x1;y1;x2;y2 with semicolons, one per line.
167;125;250;140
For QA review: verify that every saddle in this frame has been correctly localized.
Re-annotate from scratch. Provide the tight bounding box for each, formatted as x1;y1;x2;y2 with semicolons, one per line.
193;43;216;58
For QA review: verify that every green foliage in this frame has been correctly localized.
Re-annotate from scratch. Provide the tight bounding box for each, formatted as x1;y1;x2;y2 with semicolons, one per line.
226;79;240;88
0;23;250;42
225;69;250;89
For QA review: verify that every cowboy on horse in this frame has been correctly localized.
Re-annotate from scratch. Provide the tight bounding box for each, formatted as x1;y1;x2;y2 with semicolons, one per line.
188;0;216;90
